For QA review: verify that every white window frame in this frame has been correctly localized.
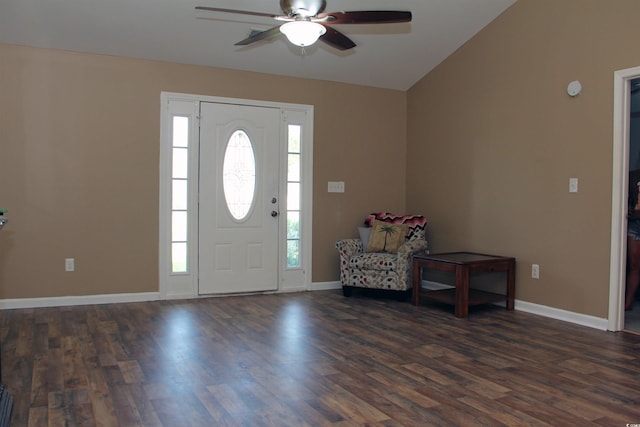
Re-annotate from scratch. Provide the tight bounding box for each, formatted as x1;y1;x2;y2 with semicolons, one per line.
159;96;200;298
280;110;313;292
159;92;313;298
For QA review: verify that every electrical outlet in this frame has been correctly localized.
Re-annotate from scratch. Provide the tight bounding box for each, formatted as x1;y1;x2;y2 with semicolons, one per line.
65;258;75;272
569;178;578;193
531;263;539;279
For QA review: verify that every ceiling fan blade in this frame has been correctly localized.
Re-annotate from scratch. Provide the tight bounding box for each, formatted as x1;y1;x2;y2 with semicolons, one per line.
319;26;356;51
317;10;412;24
195;6;282;20
235;25;283;46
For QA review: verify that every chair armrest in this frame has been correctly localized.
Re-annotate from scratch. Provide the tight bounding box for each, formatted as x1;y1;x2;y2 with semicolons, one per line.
336;239;363;287
397;239;428;289
336;238;363;258
397;239;428;259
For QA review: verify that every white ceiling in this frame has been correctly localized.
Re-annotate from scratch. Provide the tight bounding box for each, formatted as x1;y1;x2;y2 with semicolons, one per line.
0;0;516;91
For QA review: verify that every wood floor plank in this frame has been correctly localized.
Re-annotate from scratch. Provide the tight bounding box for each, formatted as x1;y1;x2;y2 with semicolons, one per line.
85;365;120;426
496;394;582;426
26;405;47;427
246;364;316;402
206;383;250;416
456;395;552;426
62;335;88;390
49;388;95;427
365;371;440;409
193;385;234;425
117;360;145;385
283;398;342;427
0;290;639;426
320;390;390;425
29;354;48;407
108;384;152;427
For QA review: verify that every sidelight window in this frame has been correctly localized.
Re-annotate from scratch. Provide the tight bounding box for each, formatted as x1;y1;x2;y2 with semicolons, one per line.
171;116;189;273
287;124;302;268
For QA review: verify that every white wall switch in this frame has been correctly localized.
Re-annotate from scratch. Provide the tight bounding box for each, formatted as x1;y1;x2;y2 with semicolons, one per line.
328;181;345;193
569;178;578;193
65;258;75;272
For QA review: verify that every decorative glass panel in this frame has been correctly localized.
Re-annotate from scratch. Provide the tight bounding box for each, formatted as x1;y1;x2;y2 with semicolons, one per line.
288;153;300;182
172;180;188;210
287;240;300;268
288;125;301;153
287;211;300;239
223;130;256;221
172;148;188;179
173;117;189;147
172;211;187;242
287;182;300;211
172;242;187;273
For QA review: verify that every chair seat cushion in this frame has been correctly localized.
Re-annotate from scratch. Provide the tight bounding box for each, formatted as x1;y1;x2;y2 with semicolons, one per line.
349;253;397;271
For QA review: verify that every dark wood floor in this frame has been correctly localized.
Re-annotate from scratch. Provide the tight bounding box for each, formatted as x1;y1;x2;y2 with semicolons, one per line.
1;290;639;426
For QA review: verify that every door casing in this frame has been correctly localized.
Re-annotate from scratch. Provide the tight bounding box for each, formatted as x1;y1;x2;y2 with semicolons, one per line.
609;66;640;331
159;92;314;299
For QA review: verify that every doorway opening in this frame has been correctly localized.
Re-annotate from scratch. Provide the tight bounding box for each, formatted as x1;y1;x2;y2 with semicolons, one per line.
625;78;640;332
609;67;640;331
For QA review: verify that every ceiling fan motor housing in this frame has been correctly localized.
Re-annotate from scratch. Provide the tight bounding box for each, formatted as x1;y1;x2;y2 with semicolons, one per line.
280;0;326;17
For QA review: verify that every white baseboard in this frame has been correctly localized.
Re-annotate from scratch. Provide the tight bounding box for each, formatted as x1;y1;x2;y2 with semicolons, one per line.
311;281;341;291
279;286;310;293
422;280;608;331
514;300;608;330
0;292;160;310
0;285;339;309
0;281;609;331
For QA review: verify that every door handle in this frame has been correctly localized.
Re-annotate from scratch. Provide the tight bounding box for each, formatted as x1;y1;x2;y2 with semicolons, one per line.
271;211;279;217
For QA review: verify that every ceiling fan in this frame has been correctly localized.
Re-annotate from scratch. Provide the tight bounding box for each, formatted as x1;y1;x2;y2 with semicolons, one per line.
195;0;412;51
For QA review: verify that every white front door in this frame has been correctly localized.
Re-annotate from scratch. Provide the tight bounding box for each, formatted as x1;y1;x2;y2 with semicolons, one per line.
198;102;280;294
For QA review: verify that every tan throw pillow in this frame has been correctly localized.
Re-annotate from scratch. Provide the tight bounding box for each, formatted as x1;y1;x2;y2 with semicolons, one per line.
366;220;408;253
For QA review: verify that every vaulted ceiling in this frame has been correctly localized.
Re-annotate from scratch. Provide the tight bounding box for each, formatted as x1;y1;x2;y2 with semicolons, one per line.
0;0;516;91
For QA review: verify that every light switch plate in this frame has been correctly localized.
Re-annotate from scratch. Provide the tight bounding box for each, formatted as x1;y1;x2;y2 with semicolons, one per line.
328;181;345;193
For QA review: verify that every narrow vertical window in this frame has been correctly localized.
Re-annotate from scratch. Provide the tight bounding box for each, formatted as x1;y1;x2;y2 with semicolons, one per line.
287;124;302;268
171;116;189;273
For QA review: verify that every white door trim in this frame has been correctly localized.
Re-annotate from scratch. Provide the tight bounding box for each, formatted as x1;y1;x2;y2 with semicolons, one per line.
159;92;314;299
609;66;640;331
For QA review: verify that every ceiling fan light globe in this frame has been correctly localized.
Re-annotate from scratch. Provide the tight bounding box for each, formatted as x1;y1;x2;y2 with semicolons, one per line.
280;21;326;47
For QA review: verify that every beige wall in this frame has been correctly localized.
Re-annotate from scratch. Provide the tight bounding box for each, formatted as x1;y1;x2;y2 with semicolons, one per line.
0;43;407;298
8;0;634;317
407;0;640;318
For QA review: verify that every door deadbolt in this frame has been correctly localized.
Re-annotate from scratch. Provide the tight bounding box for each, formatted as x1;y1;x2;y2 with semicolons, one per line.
271;211;279;217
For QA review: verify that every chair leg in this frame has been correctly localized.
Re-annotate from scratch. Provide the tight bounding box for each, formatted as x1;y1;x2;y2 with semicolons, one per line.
342;286;353;297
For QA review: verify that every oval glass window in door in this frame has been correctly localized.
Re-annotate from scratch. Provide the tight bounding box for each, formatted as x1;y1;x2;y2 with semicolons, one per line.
223;130;257;221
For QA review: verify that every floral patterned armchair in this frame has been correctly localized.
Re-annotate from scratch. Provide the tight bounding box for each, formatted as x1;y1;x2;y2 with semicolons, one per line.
336;213;428;297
